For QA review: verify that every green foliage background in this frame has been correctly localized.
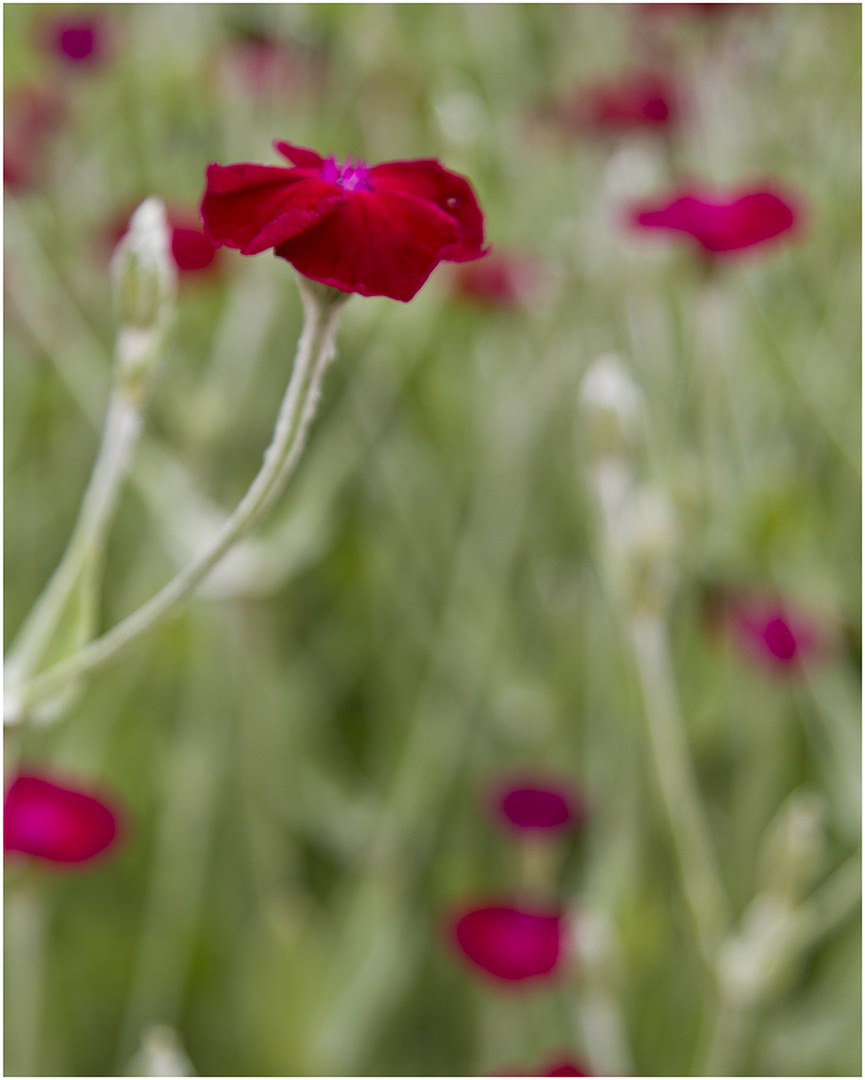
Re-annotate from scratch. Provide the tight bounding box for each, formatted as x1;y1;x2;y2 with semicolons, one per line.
4;4;860;1076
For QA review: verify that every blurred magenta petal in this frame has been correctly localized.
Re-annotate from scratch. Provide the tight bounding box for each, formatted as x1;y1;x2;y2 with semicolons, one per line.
212;31;328;101
5;773;123;865
4;84;65;191
629;187;799;253
728;596;825;669
451;902;566;981
704;587;832;672
541;1058;593;1076
490;775;585;834
559;72;677;134
452;252;549;309
170;220;220;273
41;13;109;65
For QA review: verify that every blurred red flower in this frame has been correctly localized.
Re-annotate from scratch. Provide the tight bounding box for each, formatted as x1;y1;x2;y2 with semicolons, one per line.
489;775;585;834
211;30;327;101
450;902;566;982
541;1058;592;1077
557;72;677;134
704;587;832;672
4;773;123;865
110;207;220;276
40;13;108;65
199;140;487;301
452;252;548;309
4;84;65;191
629;186;798;254
489;1058;591;1077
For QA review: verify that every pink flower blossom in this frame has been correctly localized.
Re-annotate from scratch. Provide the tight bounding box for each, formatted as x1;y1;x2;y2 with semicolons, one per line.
557;72;677;135
489;775;585;835
4;773;123;865
629;186;799;254
199;140;487;302
452;252;549;309
450;902;566;982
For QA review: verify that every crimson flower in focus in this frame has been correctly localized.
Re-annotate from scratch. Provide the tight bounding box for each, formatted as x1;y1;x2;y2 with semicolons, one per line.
199;140;487;301
40;13;108;65
490;775;585;835
5;773;123;865
557;72;677;134
452;252;548;310
450;902;566;982
629;186;799;254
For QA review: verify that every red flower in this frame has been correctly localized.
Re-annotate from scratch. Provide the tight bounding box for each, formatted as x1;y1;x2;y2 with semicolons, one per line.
629;186;799;254
452;252;549;310
4;773;123;865
490;775;585;834
450;902;566;982
199;140;488;302
40;13;108;65
558;72;677;134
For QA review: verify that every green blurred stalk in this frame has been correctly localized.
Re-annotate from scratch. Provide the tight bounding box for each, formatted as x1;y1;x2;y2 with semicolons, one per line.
12;277;346;716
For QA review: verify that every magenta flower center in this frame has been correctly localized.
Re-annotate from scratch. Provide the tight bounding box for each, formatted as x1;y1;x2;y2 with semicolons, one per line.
322;154;371;192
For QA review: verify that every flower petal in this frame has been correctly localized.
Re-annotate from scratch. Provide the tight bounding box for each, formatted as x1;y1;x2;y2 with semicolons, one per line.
371;159;487;261
273;140;325;168
631;189;797;252
4;773;122;864
200;163;344;254
275;187;460;301
451;903;564;981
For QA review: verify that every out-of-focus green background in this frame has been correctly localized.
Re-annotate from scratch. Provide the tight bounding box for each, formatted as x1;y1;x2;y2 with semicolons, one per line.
4;4;860;1076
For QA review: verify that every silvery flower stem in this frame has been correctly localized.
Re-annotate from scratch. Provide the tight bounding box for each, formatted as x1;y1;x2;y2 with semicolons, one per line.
629;612;730;966
5;385;144;695
11;278;345;718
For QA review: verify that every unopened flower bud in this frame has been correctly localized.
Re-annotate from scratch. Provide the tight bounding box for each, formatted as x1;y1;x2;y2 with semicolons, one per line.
579;353;644;459
111;197;175;330
110;197;176;397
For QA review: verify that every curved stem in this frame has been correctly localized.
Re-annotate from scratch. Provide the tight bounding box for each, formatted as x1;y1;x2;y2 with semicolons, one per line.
9;279;346;718
6;387;144;690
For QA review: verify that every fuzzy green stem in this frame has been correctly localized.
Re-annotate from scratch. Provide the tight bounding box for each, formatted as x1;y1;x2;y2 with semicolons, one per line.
629;612;731;965
9;279;346;719
5;387;144;697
